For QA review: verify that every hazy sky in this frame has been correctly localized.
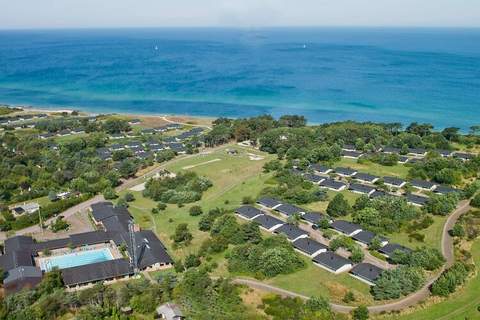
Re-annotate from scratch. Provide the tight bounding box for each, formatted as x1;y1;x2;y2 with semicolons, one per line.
1;0;479;29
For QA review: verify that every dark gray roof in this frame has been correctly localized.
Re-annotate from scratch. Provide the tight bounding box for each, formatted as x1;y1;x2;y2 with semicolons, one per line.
330;220;362;235
274;224;308;241
434;185;457;195
131;230;173;269
235;206;263;219
303;174;324;183
32;238;72;252
382;147;400;154
252;215;283;230
398;156;409;163
256;197;283;208
411;179;437;189
3;266;43;293
4;266;42;285
352;230;387;245
383;176;406;186
454;152;475;160
313;252;352;271
275;204;304;216
342;144;356;151
378;243;411;258
70;231;113;247
349;183;376;194
292;238;328;256
437;150;454;157
101;213;132;233
0;251;34;270
4;236;34;254
370;190;387;199
302;212;325;224
309;164;331;173
334;167;357;176
61;259;133;286
353;172;379;183
350;263;383;283
319;179;347;190
406;193;429;206
91;202;131;223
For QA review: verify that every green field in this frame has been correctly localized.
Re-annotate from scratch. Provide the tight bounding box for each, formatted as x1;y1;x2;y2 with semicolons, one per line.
388;215;448;250
120;145;275;260
376;240;480;320
337;158;410;179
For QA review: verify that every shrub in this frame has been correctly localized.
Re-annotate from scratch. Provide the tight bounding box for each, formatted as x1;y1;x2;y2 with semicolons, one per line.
103;188;117;200
373;266;425;300
189;205;203;216
326;194;351;217
431;262;471;297
124;192;135;202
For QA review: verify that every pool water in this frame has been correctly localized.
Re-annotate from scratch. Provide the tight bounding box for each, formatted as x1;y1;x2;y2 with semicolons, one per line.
39;248;114;271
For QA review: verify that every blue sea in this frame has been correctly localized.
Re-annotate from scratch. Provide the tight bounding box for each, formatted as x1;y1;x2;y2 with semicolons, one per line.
0;28;479;129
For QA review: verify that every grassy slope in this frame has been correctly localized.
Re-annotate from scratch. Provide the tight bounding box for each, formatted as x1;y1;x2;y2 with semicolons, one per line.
122;145;373;304
377;240;480;320
337;158;410;179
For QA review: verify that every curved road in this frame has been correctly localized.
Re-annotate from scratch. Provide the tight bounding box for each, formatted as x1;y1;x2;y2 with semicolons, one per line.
2;136;473;314
235;199;472;314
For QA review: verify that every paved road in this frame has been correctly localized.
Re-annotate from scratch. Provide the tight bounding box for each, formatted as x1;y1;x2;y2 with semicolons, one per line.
235;200;472;314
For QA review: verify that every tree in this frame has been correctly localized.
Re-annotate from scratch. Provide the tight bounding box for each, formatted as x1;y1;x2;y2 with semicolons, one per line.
372;266;425;300
352;305;369;320
350;247;364;263
278;115;307;128
326;194;351;217
471;193;480;208
124;192;135;202
441;127;460;141
189;205;203;216
103;187;117;200
449;224;465;237
171;223;193;246
184;254;201;269
343;291;355;303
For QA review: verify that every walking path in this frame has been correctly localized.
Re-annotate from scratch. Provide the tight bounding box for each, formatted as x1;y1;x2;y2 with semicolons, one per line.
234;199;472;314
1;134;473;315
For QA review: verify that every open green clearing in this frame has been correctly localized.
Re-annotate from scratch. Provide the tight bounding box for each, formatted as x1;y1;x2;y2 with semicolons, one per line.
337;158;410;179
120;145;374;304
377;240;480;320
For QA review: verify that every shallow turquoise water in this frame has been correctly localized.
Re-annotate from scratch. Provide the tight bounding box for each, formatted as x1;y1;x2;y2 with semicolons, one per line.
39;248;114;271
0;28;479;129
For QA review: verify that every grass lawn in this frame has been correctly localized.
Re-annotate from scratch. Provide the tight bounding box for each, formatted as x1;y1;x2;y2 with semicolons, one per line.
304;190;360;213
388;215;448;250
265;255;373;305
377;239;480;320
120;145;275;260
337;158;410;179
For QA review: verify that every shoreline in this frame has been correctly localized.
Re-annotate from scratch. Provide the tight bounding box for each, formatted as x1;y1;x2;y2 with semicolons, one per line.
3;103;217;126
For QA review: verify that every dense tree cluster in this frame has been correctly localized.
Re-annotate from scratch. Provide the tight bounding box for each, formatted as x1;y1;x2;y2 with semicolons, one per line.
424;193;459;216
372;266;425;300
143;172;212;204
261;295;337;320
260;168;328;204
431;262;471;297
391;247;445;271
352;195;419;233
227;235;305;278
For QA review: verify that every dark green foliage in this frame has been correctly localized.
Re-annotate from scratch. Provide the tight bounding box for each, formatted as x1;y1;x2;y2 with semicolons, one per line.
157;202;167;211
449;224;465;237
198;208;228;231
261;295;334;320
278;115;307;128
123;192;135;202
156;149;176;163
228;235;305;278
342;291;355;303
189;205;203;216
103;187;117;200
352;305;369;320
326;194;351;217
171;223;193;246
143;171;212;204
174;268;252;320
424;193;459;216
263;159;283;172
372;266;425;300
241;196;254;204
471;193;480;208
351;196;418;233
184;254;201;269
391;247;445;271
50;216;69;233
102;118;130;134
431;262;471;297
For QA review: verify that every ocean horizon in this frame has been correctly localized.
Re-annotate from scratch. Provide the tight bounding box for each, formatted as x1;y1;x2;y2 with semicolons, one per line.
0;27;479;129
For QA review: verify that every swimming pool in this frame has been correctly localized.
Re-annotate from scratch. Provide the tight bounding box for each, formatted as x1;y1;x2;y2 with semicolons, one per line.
39;248;114;271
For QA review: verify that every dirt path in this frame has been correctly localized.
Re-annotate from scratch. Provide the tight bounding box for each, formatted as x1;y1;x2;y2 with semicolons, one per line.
235;200;473;314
